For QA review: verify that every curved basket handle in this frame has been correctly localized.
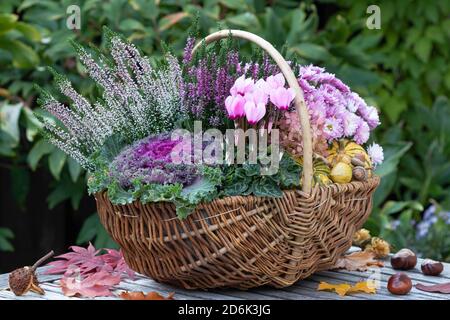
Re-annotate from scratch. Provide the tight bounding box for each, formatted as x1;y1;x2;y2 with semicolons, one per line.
192;30;313;194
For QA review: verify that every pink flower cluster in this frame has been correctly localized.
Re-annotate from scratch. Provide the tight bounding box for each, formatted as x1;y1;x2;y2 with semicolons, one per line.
225;73;296;125
297;65;380;145
279;65;382;158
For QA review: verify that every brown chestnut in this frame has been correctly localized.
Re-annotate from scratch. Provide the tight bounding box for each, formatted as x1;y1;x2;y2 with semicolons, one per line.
391;248;417;270
387;273;412;295
421;259;444;276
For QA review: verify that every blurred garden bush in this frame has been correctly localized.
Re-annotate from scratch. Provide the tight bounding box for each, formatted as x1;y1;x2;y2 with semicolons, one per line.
0;0;449;261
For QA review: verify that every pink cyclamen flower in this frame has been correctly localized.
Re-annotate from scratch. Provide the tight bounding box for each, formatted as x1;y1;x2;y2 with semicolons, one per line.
270;87;296;111
225;94;246;120
266;73;285;90
254;78;269;91
244;89;267;125
244;101;266;125
230;75;254;96
367;143;384;166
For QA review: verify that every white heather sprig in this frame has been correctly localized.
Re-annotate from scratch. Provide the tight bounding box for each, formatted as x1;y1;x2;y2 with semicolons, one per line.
37;33;185;170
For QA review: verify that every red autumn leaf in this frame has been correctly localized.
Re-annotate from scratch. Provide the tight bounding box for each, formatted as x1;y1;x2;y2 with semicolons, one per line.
120;291;175;300
61;271;121;298
44;243;134;279
415;282;450;294
45;242;108;275
102;249;135;280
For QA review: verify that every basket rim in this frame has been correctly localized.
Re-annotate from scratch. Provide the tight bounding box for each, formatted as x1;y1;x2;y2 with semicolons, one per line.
96;176;380;208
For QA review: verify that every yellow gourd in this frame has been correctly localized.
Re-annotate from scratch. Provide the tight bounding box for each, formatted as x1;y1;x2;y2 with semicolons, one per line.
330;162;352;184
327;139;372;169
294;156;332;186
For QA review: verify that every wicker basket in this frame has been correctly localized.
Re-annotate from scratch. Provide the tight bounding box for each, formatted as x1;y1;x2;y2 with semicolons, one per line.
95;30;381;290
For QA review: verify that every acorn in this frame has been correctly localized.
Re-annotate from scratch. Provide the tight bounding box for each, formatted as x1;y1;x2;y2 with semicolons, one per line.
352;166;368;181
8;251;54;296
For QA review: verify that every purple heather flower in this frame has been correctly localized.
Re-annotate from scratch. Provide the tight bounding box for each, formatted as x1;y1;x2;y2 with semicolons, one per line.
367;143;384;166
183;37;195;65
415;205;450;239
390;220;401;231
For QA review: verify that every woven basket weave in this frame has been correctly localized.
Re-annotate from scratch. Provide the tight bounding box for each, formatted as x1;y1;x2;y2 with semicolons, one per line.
95;30;380;290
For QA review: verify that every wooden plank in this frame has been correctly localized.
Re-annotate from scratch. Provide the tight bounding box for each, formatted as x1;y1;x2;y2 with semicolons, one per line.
1;251;449;300
309;271;443;300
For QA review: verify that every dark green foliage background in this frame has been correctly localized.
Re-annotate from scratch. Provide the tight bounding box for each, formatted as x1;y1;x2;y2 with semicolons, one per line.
0;0;449;261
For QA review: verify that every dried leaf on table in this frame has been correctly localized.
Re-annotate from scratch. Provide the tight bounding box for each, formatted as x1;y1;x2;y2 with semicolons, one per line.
415;282;450;294
44;242;135;279
332;251;384;271
120;291;175;300
348;280;378;294
318;281;377;296
318;282;352;296
60;271;121;298
364;237;390;258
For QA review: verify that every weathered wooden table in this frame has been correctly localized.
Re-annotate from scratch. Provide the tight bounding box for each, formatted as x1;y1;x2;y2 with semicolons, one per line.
1;248;449;300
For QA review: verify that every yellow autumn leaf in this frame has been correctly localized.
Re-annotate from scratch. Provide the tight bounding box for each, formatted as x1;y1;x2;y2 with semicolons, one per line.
348;281;377;294
317;281;377;296
317;282;352;296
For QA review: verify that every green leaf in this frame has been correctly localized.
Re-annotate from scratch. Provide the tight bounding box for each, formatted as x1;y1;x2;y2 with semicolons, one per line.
253;179;283;198
97;133;127;163
383;96;408;123
0;237;14;251
0;102;22;146
48;148;67;180
76;213;117;248
242;163;260;176
380;201;423;216
0;131;15;157
15;22;41;41
0;37;39;68
10;166;30;208
181;176;217;204
290;43;331;61
68;156;82;182
27;139;54;170
107;181;135;205
47;174;85;210
414;37;432;63
23;107;42;142
0;227;14;252
219;0;247;10
0;13;17;33
226;13;260;30
278;155;301;188
375;142;412;177
0;227;14;238
223;182;248;196
17;0;41;11
119;19;144;32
